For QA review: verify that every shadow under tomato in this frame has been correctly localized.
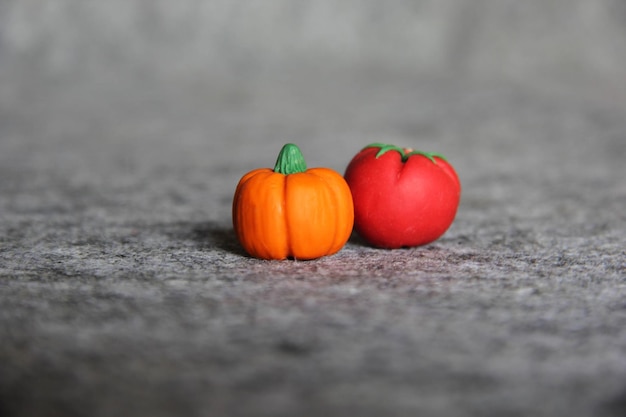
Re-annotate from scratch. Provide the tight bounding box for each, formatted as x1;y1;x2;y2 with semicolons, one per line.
347;230;371;248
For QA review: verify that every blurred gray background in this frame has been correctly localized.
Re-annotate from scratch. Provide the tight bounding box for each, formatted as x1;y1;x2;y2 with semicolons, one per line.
1;1;626;416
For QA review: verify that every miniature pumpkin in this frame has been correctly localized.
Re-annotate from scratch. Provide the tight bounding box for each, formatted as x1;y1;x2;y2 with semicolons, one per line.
232;143;354;260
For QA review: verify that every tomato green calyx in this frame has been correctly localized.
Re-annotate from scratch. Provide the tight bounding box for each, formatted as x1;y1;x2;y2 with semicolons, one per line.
274;143;308;175
364;143;447;163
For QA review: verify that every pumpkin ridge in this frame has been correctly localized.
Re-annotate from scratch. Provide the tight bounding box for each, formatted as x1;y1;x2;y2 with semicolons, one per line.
315;171;341;256
308;168;353;256
283;172;293;259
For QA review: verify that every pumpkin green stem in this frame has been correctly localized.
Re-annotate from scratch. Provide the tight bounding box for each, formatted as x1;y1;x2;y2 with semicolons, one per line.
274;143;307;175
364;143;447;164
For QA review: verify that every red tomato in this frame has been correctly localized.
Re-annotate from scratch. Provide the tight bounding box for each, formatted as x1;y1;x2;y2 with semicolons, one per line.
344;143;461;248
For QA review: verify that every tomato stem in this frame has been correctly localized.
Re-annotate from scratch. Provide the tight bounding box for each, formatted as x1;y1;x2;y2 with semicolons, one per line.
364;143;447;163
274;143;307;175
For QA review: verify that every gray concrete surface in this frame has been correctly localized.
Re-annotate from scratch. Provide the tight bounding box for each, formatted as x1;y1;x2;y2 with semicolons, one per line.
1;1;625;416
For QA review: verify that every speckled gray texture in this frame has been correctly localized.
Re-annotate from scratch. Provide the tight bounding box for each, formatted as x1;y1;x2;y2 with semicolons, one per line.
1;1;626;417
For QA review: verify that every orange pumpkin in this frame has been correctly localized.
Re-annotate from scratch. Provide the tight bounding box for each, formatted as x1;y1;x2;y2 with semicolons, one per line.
232;143;354;260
